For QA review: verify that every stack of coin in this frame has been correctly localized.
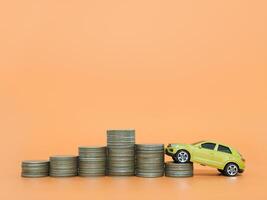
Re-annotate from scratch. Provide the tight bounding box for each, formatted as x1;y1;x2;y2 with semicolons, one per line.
21;160;49;178
107;129;135;176
78;146;106;176
50;155;78;177
165;161;193;177
135;144;165;178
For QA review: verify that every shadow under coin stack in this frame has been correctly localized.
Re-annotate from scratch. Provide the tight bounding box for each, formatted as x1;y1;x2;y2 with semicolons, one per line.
50;155;78;177
107;129;135;176
165;161;193;177
21;160;49;177
135;144;165;178
78;146;106;176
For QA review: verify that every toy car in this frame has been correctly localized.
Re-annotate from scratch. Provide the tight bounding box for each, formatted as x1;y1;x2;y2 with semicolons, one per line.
165;140;245;176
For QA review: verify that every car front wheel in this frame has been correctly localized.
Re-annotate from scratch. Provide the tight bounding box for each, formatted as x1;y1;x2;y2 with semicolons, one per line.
174;150;190;163
223;163;239;176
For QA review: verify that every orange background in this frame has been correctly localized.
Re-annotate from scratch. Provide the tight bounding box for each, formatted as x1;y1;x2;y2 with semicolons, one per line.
0;0;267;199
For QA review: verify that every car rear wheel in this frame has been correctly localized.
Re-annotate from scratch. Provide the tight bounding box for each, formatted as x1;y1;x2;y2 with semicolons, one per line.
174;150;190;163
223;163;239;176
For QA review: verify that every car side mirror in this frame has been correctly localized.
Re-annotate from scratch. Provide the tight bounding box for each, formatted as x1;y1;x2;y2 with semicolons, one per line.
198;146;202;149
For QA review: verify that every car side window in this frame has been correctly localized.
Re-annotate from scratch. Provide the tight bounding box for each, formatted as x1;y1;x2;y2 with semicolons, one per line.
218;145;232;154
201;143;216;150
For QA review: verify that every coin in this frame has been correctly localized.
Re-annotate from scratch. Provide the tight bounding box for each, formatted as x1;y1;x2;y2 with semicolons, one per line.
21;160;49;178
79;146;106;158
79;146;106;151
107;129;135;135
106;130;135;176
165;162;193;177
136;172;164;178
78;146;107;177
49;155;78;177
135;144;164;150
136;163;164;169
135;144;165;178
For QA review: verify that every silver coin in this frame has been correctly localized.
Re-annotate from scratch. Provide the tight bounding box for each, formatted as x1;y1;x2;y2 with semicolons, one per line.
165;162;193;177
79;152;106;155
165;172;193;177
108;163;134;168
135;144;164;150
50;170;77;173
108;148;134;153
21;173;49;178
79;164;106;169
107;144;135;148
79;170;106;174
136;152;164;157
22;160;49;164
22;171;49;175
136;168;164;173
135;172;164;178
108;171;135;176
50;174;77;177
50;165;77;168
107;138;135;142
107;129;135;135
107;136;135;140
107;145;135;149
22;169;49;173
136;150;164;154
22;161;49;168
50;169;77;173
22;165;49;168
79;146;106;151
50;155;78;161
79;159;106;163
108;156;135;161
79;157;106;161
108;154;134;157
79;162;106;167
136;164;164;169
165;162;193;170
107;140;135;144
79;173;105;177
108;167;135;172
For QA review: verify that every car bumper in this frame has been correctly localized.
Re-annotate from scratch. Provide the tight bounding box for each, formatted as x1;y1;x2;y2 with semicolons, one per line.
165;148;175;156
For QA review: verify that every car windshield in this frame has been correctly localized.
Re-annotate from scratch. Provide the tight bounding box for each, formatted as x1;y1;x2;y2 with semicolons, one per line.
191;141;204;145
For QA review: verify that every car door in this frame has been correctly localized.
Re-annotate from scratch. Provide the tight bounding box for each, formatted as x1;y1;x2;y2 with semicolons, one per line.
214;144;233;168
193;142;217;167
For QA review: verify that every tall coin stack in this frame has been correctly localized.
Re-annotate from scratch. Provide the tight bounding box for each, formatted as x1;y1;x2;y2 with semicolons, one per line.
78;146;106;176
21;160;49;178
135;144;165;178
165;161;193;177
107;129;135;176
50;155;78;177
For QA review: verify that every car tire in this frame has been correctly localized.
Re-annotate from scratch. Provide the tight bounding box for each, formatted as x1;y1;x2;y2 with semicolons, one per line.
174;150;190;163
223;163;239;176
172;156;178;162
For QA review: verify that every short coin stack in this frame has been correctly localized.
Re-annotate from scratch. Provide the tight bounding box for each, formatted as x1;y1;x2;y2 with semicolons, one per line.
165;161;193;177
78;146;106;176
21;160;49;178
107;129;135;176
135;144;165;178
50;155;78;177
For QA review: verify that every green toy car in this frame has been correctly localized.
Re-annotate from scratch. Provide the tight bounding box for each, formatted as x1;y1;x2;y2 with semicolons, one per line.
165;140;245;176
